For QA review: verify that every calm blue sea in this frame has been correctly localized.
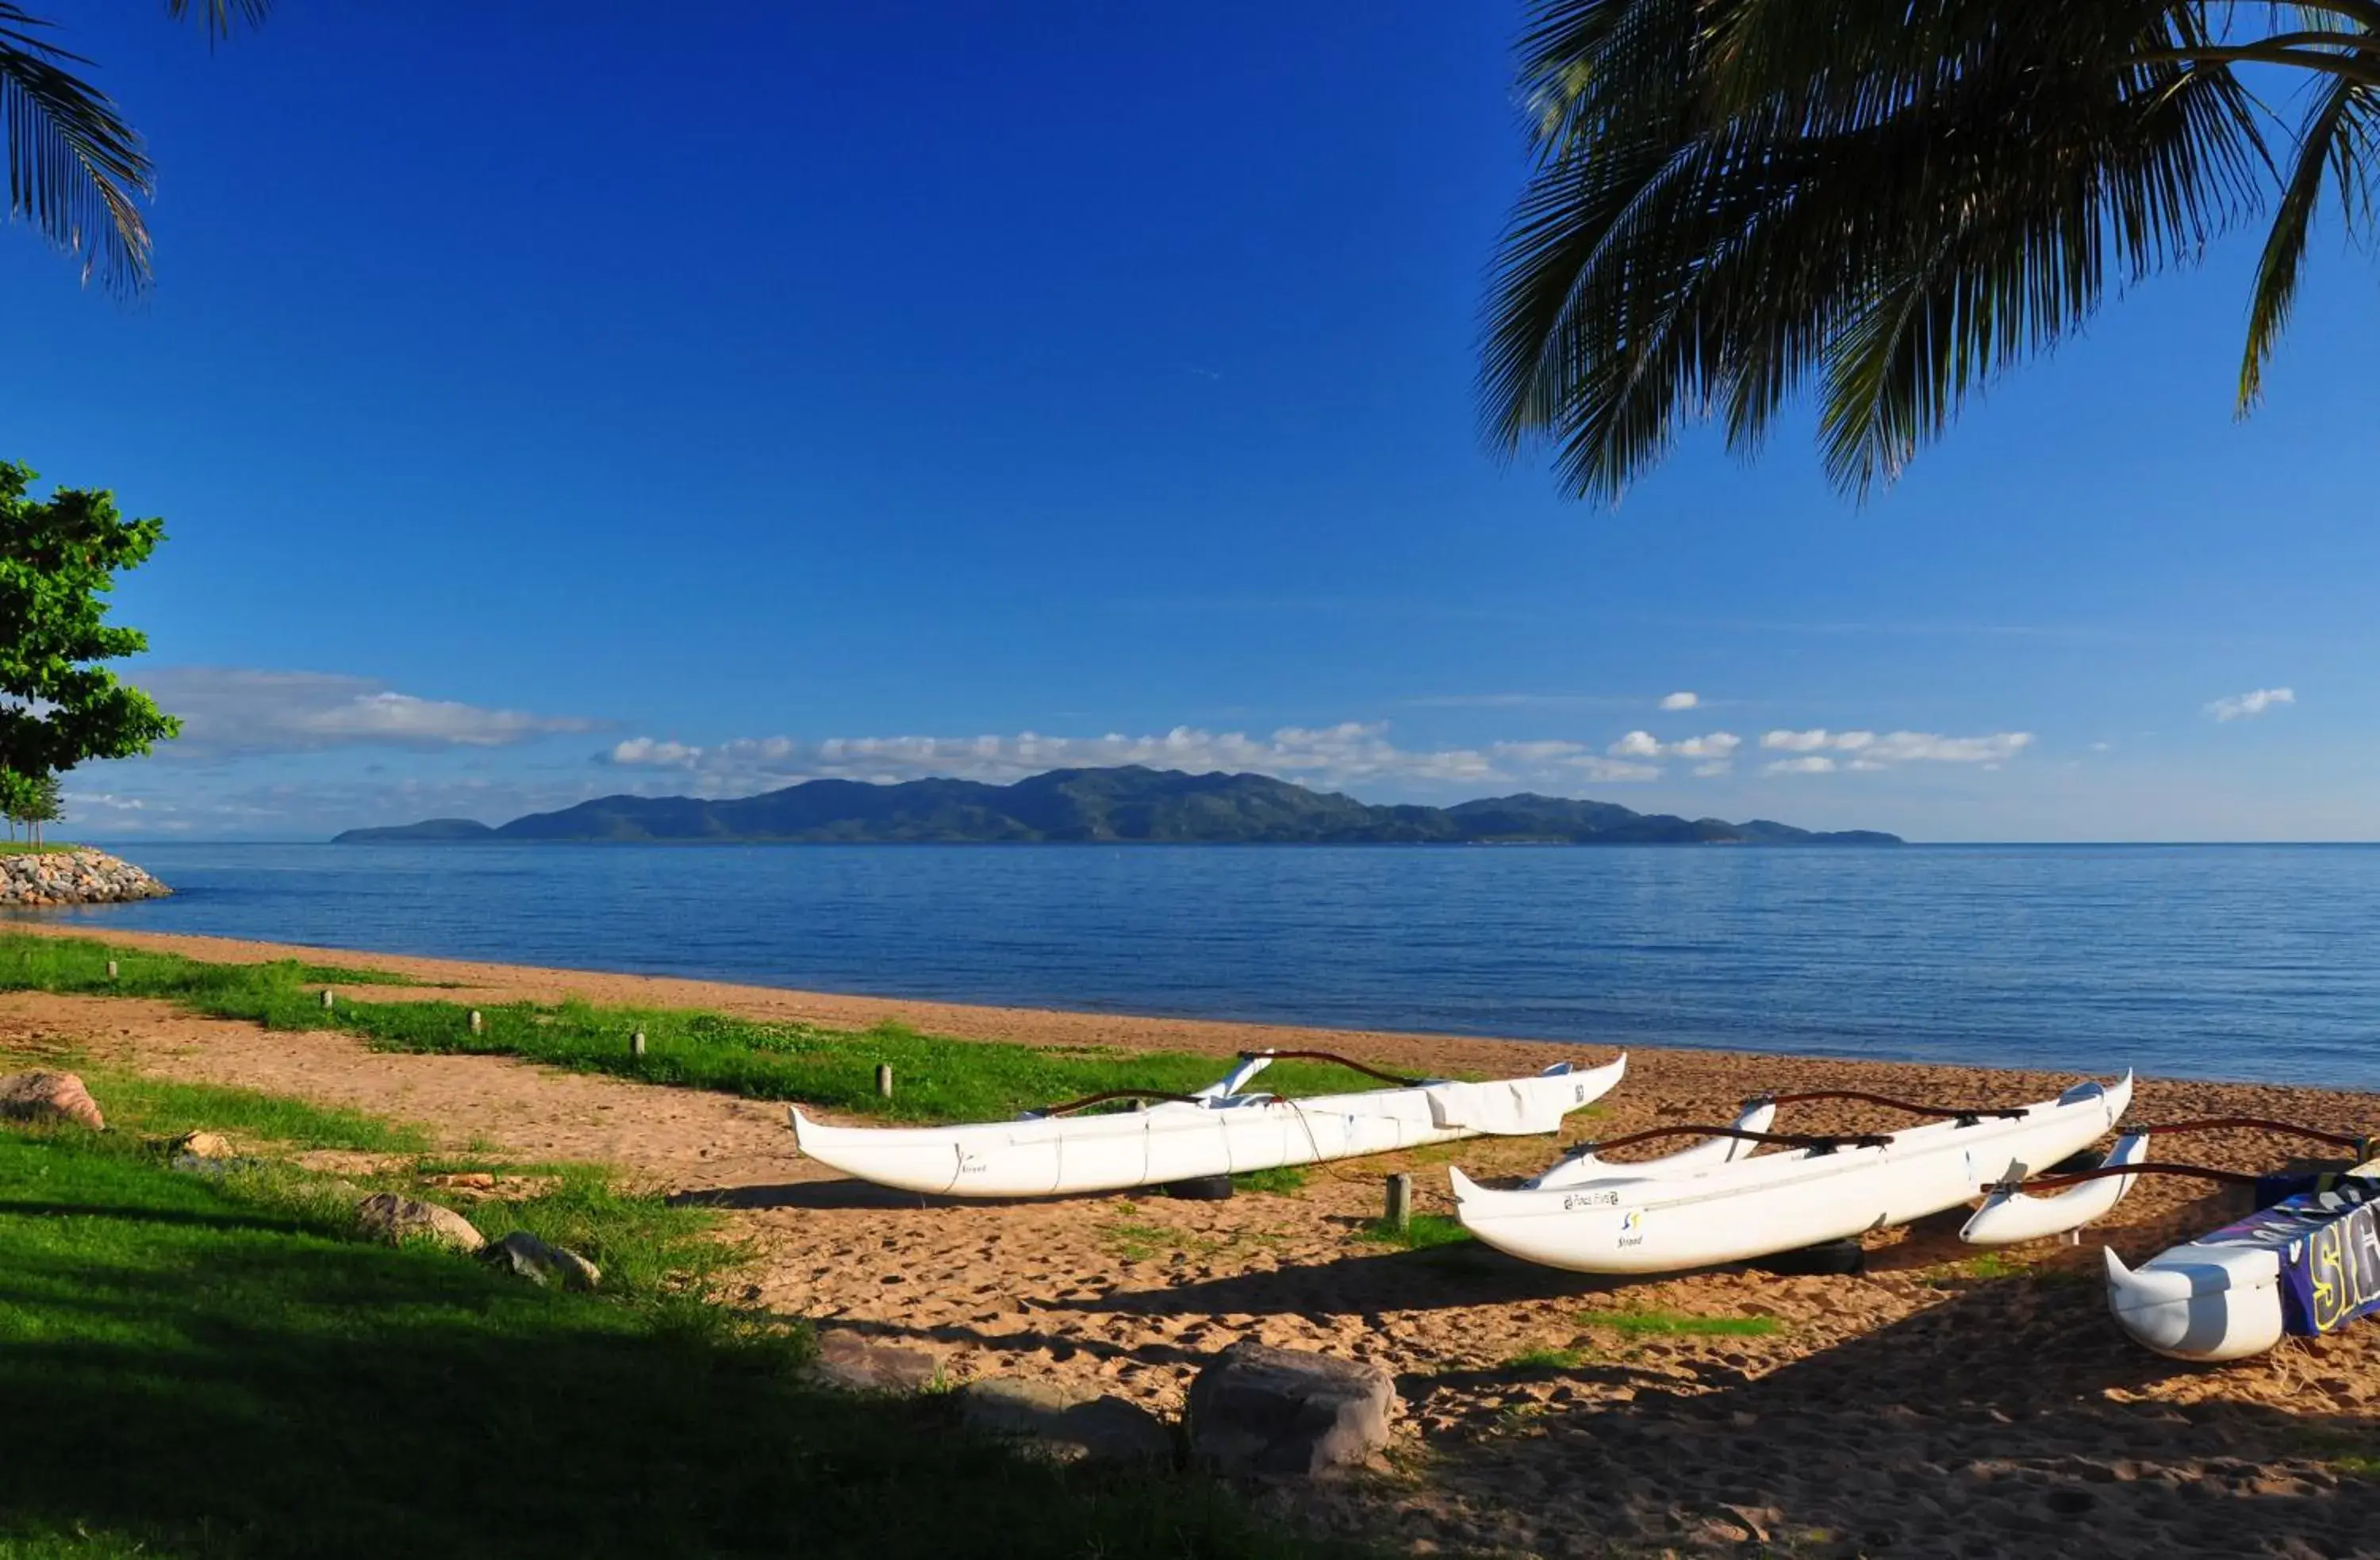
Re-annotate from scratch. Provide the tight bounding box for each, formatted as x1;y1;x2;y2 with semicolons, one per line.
21;843;2380;1089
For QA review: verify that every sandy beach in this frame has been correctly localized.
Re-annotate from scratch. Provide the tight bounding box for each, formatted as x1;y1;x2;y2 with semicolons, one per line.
6;923;2376;1557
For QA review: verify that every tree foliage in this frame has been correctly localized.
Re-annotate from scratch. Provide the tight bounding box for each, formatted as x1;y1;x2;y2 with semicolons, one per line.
2;0;272;292
0;463;178;802
1482;1;2380;501
2;770;62;845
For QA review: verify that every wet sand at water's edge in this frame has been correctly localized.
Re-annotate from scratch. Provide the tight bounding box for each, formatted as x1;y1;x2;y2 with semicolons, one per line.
5;923;2375;1558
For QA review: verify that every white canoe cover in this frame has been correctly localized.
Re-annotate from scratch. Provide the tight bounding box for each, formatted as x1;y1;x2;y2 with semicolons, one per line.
790;1051;1626;1198
1453;1072;2131;1275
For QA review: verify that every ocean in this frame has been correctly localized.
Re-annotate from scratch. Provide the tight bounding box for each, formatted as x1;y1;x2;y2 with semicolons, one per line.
28;842;2380;1089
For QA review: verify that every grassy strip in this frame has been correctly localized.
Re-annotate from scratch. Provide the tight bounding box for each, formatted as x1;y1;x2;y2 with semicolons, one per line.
0;932;1399;1124
1578;1307;1779;1339
1354;1212;1472;1250
0;1097;1340;1557
0;842;77;858
61;1066;432;1153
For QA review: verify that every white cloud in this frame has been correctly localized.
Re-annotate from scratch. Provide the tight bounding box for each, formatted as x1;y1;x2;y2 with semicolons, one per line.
1760;728;2032;765
136;668;601;756
1671;732;1741;759
608;737;704;768
1610;729;1739;761
1659;691;1699;710
596;721;1679;794
1765;755;1837;774
2206;687;2294;721
1692;761;1733;778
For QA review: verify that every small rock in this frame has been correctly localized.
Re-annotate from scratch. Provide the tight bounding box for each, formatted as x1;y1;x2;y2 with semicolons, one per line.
1187;1341;1397;1477
355;1192;485;1253
0;1070;105;1131
170;1131;236;1160
808;1331;939;1393
482;1231;601;1290
958;1378;1175;1466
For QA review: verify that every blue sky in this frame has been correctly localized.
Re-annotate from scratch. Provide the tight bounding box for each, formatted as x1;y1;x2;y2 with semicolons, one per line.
5;3;2373;842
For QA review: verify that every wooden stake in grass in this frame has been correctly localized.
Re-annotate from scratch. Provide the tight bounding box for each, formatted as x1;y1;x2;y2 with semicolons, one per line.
468;1009;483;1034
320;989;336;1011
105;959;117;980
631;1030;646;1059
1384;1172;1413;1234
876;1062;893;1099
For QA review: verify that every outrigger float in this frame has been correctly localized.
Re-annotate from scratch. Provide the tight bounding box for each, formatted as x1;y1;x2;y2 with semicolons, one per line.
1964;1116;2378;1362
1450;1074;2130;1274
789;1050;1625;1198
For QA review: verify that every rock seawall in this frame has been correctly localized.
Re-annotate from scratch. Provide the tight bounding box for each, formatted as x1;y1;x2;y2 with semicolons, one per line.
0;848;171;907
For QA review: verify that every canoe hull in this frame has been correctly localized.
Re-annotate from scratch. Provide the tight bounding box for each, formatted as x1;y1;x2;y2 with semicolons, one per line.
1453;1074;2131;1275
791;1055;1625;1198
2105;1246;2283;1362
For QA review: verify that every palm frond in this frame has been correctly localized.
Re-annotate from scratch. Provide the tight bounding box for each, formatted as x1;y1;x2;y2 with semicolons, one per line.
0;4;153;294
1481;0;2374;502
163;0;273;46
2240;71;2368;404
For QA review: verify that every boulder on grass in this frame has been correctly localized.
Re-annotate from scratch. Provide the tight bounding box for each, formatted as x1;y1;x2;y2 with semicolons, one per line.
0;1070;103;1132
808;1331;939;1393
483;1231;601;1290
170;1131;236;1160
355;1192;485;1253
1187;1341;1396;1477
958;1377;1175;1466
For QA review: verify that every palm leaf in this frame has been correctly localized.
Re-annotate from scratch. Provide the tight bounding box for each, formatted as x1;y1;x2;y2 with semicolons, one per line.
2240;70;2368;404
1482;0;2374;502
163;0;273;45
0;4;153;294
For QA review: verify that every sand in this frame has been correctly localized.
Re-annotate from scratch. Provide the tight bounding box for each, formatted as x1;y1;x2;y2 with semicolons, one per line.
4;922;2376;1557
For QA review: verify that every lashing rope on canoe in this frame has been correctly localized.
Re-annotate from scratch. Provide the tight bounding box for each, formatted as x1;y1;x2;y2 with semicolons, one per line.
1035;1049;1425;1116
1575;1124;1894;1158
1030;1087;1205;1117
1747;1088;2029;1125
1991;1161;2269;1193
2118;1116;2371;1155
1238;1049;1428;1088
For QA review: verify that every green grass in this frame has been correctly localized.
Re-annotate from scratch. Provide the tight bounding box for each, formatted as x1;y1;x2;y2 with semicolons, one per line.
1230;1165;1309;1195
56;1065;432;1154
1354;1212;1472;1250
0;933;1404;1126
0;841;76;858
1577;1307;1780;1339
1502;1343;1594;1371
0;1112;1339;1558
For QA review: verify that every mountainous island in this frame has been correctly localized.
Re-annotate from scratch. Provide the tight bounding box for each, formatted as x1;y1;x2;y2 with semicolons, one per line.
334;766;1902;846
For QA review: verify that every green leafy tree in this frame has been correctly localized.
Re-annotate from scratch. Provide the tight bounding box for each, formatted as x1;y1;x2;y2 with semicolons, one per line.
0;463;178;817
1482;2;2380;501
2;1;271;292
2;770;63;846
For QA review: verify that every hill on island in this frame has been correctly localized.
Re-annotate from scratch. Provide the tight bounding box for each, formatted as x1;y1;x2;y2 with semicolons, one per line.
333;766;1902;846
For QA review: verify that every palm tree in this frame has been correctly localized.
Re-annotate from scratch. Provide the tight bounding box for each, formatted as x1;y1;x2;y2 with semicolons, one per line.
2;1;270;293
1481;2;2380;501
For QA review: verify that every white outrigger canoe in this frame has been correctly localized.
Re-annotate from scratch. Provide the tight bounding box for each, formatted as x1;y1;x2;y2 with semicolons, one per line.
1962;1119;2378;1361
1450;1074;2130;1275
789;1051;1626;1198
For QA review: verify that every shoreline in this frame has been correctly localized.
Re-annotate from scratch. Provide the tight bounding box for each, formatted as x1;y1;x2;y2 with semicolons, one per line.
6;923;2377;1554
12;920;2378;1109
